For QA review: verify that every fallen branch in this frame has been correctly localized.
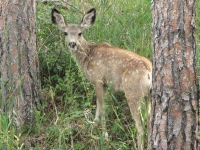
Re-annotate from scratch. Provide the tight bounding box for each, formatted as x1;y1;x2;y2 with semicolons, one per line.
38;0;83;14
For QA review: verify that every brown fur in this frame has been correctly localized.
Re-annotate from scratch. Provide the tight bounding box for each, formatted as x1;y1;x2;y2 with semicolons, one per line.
52;8;152;150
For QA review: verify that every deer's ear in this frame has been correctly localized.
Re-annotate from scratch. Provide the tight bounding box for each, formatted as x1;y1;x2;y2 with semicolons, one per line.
52;8;67;31
80;8;96;29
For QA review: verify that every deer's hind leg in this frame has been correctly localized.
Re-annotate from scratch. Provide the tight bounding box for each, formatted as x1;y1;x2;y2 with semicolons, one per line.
126;94;144;150
122;72;151;149
123;79;145;150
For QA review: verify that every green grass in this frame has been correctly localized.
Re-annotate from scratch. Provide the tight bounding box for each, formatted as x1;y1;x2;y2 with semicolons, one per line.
37;0;151;149
0;0;199;149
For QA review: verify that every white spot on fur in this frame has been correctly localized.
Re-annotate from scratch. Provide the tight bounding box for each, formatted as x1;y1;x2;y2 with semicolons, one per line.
125;78;127;82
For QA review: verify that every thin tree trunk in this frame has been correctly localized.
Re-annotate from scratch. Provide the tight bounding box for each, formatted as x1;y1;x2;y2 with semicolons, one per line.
150;0;198;149
0;0;40;128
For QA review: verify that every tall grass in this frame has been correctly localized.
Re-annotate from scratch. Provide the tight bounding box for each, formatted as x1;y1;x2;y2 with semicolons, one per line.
37;0;151;149
0;0;199;149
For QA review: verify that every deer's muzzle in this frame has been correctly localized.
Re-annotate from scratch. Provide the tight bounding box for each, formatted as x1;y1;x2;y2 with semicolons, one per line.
69;42;77;49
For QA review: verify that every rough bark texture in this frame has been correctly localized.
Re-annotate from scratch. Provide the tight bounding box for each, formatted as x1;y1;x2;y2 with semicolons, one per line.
150;0;198;149
0;0;40;128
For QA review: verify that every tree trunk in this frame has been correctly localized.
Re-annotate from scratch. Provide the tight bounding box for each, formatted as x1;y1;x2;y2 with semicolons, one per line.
0;0;40;128
150;0;198;149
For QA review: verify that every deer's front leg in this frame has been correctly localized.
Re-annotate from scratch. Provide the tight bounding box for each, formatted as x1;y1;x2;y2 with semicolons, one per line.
94;81;105;122
93;81;108;137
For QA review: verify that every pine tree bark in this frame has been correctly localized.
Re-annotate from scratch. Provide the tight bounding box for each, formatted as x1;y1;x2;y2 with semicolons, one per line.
0;0;40;128
150;0;198;149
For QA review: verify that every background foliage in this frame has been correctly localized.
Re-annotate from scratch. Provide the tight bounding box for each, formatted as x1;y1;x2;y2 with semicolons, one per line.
0;0;199;149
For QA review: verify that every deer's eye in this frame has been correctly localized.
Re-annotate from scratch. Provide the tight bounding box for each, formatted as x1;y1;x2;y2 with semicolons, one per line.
64;32;68;36
78;33;82;36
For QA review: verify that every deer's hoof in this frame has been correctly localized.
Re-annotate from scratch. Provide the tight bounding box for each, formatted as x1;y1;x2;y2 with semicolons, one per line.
103;131;108;139
94;117;100;122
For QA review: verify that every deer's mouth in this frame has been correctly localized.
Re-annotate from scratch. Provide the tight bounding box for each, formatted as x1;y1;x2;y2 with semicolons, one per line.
68;42;78;51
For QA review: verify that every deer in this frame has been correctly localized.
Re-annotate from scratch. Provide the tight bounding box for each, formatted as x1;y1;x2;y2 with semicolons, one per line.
51;8;152;150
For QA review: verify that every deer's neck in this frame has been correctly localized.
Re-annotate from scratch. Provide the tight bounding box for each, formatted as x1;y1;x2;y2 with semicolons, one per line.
71;40;92;68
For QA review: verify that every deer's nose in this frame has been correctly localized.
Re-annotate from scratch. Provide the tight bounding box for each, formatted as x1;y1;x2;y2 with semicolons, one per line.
69;42;77;48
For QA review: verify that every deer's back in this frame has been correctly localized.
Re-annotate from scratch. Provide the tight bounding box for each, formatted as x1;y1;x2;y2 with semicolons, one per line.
85;43;152;92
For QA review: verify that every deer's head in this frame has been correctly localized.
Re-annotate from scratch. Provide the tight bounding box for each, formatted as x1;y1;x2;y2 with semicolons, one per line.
51;8;96;51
